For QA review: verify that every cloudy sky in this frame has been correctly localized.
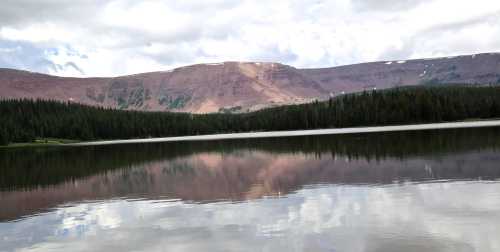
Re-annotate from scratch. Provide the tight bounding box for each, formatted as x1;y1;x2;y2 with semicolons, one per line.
1;0;500;77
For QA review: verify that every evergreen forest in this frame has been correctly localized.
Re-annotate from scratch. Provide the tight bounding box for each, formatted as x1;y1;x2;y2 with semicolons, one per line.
1;85;500;145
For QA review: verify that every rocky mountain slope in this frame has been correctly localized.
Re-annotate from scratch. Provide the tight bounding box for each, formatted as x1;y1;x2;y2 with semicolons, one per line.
302;53;500;94
1;53;500;113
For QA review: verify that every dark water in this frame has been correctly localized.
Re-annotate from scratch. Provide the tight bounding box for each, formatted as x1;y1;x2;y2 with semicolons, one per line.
1;128;500;252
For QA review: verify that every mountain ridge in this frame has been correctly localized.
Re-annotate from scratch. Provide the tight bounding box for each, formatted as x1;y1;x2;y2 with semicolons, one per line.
1;53;500;113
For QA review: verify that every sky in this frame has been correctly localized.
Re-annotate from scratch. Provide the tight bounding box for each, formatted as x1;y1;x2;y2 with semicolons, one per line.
1;0;500;77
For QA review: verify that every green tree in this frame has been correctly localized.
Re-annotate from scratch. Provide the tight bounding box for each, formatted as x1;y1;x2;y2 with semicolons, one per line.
0;85;499;143
0;128;9;146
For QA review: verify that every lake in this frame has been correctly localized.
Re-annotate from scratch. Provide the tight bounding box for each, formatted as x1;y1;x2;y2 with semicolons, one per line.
1;127;500;252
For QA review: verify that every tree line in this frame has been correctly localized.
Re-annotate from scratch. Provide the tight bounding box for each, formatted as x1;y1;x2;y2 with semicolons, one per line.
1;85;500;145
3;126;500;191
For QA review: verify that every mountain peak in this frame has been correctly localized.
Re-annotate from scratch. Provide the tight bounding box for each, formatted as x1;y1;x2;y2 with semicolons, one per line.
2;52;500;113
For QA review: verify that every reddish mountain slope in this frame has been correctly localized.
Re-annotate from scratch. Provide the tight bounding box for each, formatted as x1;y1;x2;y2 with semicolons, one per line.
0;62;325;113
301;53;500;94
1;53;500;113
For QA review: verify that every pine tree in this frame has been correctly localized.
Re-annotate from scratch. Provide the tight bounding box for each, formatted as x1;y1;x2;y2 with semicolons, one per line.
0;85;499;143
0;128;9;146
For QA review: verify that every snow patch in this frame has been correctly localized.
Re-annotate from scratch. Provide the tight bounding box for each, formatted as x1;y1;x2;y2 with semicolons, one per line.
419;70;427;77
397;60;406;64
385;61;393;65
472;54;476;59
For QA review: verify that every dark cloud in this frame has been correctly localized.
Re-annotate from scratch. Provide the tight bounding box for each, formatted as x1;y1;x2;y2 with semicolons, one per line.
1;0;500;76
0;0;230;53
421;10;500;35
0;0;108;27
0;0;246;74
1;1;243;52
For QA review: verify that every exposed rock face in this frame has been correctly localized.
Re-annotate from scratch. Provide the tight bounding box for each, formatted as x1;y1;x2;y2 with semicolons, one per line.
0;62;325;113
1;53;500;113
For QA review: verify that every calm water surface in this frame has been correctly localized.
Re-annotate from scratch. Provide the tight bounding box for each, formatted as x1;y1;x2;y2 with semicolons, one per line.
1;128;500;251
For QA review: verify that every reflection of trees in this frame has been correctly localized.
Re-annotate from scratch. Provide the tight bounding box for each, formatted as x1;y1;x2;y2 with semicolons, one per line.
1;127;500;191
1;127;500;221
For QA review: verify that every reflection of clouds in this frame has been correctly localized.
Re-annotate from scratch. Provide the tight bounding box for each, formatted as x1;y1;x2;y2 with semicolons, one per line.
2;181;500;251
56;202;123;238
2;150;500;222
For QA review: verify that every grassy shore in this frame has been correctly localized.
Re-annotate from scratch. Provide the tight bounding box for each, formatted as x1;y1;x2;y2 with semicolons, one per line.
0;138;79;148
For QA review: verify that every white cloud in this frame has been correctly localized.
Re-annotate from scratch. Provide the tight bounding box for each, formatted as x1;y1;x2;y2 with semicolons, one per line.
4;182;500;251
1;0;500;77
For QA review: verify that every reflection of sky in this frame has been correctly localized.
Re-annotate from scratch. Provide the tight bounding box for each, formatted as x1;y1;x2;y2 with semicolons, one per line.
1;181;500;252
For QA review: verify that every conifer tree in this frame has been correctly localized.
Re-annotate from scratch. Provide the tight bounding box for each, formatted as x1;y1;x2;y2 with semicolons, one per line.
0;128;9;146
0;85;500;144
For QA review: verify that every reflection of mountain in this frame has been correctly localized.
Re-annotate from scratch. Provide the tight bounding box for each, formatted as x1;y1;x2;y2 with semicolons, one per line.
2;127;500;191
1;127;500;220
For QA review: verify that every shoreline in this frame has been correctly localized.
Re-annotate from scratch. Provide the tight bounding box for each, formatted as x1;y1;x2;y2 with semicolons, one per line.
67;120;500;146
0;138;77;149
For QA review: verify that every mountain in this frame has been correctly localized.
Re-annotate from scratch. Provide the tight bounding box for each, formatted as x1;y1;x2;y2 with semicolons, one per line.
301;53;500;94
0;62;325;113
1;53;500;113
